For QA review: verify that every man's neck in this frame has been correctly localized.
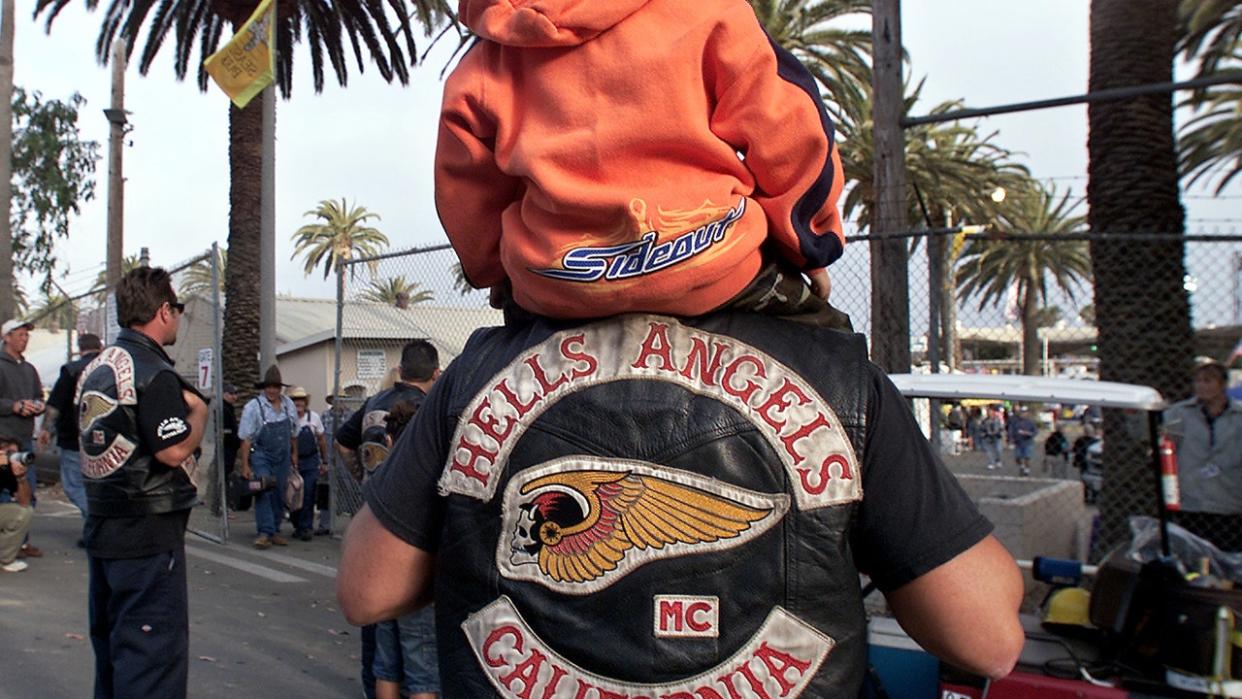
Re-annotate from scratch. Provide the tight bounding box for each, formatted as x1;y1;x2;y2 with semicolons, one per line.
1202;396;1228;418
399;379;433;393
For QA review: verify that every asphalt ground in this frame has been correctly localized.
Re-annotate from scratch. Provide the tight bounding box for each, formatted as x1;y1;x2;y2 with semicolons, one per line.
0;488;364;698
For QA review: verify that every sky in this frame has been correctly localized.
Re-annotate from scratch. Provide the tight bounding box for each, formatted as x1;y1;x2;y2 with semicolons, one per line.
11;1;1241;321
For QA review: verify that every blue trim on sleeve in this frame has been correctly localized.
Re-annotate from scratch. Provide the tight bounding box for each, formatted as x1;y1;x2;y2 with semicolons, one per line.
764;34;844;268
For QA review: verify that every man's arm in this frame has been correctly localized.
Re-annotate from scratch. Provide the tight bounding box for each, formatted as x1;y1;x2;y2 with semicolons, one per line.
153;389;208;466
337;504;435;625
884;535;1024;679
6;460;33;507
238;439;253;478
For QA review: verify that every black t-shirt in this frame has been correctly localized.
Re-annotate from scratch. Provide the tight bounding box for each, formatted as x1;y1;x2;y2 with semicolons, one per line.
85;371;194;559
365;361;990;594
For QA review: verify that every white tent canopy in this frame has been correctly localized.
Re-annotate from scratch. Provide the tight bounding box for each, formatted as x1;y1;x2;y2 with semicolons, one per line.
888;373;1166;411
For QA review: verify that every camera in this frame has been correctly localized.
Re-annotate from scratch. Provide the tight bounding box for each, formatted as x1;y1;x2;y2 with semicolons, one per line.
8;451;35;467
240;475;277;493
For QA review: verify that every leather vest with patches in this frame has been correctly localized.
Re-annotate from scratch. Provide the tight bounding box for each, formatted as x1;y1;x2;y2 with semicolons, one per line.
431;314;871;698
76;329;200;517
357;383;427;474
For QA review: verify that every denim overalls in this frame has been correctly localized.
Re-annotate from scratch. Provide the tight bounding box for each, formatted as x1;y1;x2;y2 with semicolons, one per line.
251;398;292;537
292;417;320;534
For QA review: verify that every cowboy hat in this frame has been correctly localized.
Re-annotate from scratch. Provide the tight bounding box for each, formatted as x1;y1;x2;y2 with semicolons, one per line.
254;365;288;389
287;386;309;400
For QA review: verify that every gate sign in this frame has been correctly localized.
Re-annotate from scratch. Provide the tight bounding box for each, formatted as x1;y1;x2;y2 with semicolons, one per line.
197;348;213;391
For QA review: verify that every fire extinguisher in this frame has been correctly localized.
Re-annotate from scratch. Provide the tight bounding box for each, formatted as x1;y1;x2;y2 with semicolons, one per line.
1159;435;1181;512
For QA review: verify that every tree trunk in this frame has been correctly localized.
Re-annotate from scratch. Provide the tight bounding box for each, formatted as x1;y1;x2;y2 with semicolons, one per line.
1020;284;1040;376
0;0;15;322
869;0;912;372
223;91;265;404
1088;0;1194;557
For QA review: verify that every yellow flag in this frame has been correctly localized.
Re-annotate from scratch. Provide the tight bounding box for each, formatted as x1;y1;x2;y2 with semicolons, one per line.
951;225;985;260
204;0;276;109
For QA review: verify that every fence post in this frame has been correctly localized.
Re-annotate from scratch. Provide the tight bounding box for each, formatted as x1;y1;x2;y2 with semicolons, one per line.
210;242;227;543
329;260;345;535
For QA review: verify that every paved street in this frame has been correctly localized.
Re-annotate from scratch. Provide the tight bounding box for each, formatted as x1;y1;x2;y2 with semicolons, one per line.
0;488;363;698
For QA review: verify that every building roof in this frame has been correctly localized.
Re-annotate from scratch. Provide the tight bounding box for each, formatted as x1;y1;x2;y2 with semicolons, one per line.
272;297;504;360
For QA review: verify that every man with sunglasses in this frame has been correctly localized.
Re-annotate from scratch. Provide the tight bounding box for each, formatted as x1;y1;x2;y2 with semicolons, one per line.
76;267;207;699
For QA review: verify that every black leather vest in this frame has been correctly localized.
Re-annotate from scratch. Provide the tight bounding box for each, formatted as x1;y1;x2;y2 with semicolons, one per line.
76;329;200;517
357;383;427;473
429;314;871;698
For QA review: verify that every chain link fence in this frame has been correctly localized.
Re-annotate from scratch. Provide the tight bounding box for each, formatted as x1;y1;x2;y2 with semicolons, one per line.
324;245;502;533
330;233;1242;604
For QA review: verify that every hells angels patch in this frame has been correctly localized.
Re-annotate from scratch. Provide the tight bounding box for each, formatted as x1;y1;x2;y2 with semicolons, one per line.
463;596;835;699
438;315;860;511
497;457;789;595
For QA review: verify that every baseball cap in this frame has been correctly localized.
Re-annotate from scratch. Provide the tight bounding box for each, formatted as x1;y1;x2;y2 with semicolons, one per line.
222;383;237;394
1;319;33;336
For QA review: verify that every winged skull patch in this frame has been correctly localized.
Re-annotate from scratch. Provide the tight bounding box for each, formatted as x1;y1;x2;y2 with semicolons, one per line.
497;457;789;595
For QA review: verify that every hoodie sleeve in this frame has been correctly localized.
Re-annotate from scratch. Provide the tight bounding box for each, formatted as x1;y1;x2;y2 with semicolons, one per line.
708;7;845;270
434;50;523;290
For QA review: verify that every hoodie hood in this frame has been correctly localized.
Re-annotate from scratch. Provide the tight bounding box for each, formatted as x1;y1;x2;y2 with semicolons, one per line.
459;0;651;47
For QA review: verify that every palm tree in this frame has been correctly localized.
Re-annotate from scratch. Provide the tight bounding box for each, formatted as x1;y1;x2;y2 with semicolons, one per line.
92;253;142;303
29;289;76;331
1178;0;1241;75
1176;2;1242;194
36;0;451;394
1088;0;1193;555
957;184;1091;376
749;0;873;108
292;198;389;316
291;199;389;278
178;248;227;299
358;275;433;308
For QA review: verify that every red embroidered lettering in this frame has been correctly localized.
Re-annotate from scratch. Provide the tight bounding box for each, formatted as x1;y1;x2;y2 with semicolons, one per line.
560;334;599;379
778;413;831;466
755;379;810;433
720;355;765;404
659;600;683;633
470;398;515;444
525;355;570;394
754;642;813;696
451;438;497;486
500;647;546;699
678;338;728;386
631;322;676;372
687;603;713;633
540;663;570;699
495;379;538;420
484;625;523;668
733;662;772;699
797;453;852;495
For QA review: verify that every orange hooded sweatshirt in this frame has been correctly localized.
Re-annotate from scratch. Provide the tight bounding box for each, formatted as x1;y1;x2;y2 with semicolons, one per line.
436;0;845;319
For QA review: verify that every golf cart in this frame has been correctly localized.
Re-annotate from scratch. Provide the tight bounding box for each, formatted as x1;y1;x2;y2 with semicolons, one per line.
869;373;1242;697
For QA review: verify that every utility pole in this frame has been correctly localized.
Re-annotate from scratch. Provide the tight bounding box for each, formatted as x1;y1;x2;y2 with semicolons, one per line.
0;0;16;321
104;38;127;290
870;0;912;373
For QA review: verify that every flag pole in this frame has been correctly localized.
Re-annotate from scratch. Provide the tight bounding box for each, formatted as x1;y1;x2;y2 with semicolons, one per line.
258;18;277;372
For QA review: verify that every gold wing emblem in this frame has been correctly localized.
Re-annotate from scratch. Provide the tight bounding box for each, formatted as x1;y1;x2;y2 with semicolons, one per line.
79;391;119;432
512;470;773;585
358;442;390;473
